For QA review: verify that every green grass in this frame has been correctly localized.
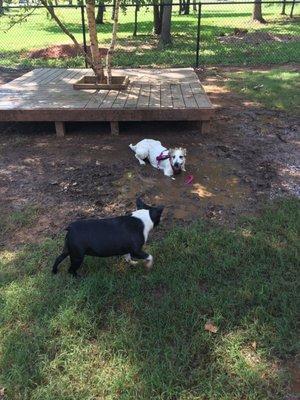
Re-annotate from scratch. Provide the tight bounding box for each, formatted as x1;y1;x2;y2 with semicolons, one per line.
0;3;299;68
226;67;300;113
0;198;299;399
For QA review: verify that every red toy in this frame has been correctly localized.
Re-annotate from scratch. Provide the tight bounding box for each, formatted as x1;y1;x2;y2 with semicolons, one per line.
185;175;194;185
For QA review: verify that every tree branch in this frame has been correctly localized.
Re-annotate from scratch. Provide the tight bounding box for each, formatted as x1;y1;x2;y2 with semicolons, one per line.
39;0;94;70
4;7;37;33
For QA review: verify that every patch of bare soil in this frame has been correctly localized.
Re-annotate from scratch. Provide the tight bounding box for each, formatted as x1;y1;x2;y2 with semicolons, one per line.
0;65;299;249
218;31;300;45
0;67;29;85
26;44;108;59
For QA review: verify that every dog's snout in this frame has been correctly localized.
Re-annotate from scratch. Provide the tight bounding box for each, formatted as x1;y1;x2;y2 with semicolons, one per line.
174;162;179;168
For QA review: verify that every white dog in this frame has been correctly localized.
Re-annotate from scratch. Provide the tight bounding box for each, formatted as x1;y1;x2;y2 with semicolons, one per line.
129;139;186;178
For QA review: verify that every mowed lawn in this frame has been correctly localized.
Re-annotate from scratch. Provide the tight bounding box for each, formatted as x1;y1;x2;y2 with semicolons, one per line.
0;199;299;399
0;2;299;68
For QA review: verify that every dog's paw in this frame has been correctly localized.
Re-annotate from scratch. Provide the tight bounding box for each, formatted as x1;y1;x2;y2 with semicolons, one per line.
145;255;153;270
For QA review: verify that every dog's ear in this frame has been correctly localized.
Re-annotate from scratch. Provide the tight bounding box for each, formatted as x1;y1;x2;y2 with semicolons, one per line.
169;148;175;156
136;197;150;210
150;205;164;226
182;148;187;156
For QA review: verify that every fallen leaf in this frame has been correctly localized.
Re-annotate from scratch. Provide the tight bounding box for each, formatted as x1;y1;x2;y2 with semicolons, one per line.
251;341;257;350
205;321;218;333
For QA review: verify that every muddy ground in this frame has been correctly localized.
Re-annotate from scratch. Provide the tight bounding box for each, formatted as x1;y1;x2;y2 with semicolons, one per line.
0;66;299;248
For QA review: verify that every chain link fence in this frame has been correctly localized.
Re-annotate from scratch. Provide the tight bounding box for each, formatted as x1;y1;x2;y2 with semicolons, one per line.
0;1;299;69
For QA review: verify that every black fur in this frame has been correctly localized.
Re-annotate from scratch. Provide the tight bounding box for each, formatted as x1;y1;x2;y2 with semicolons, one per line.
52;198;164;277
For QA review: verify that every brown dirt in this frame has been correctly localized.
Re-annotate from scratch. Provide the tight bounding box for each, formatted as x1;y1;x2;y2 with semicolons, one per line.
0;65;299;249
26;44;108;59
219;31;300;45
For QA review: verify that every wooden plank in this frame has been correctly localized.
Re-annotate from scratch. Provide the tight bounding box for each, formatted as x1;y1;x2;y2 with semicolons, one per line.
112;89;130;109
99;90;120;108
170;84;186;109
85;90;108;109
137;84;150;108
160;84;173;109
39;69;68;85
181;83;198;108
124;85;141;109
0;108;214;122
52;69;79;84
190;83;212;108
148;84;161;108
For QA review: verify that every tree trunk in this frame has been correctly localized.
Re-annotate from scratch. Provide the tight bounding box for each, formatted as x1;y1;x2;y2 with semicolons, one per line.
96;3;105;24
193;3;197;12
290;0;296;17
153;3;162;35
86;0;104;82
252;0;266;23
111;0;116;20
106;0;120;84
281;0;286;14
0;0;4;16
183;0;190;15
68;0;73;5
159;0;172;46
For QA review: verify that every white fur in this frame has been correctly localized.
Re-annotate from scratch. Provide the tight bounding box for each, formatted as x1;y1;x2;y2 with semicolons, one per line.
145;254;153;269
131;209;154;243
129;139;186;178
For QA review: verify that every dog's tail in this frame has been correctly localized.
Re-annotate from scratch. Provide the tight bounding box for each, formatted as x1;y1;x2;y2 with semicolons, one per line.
52;238;69;274
129;143;136;152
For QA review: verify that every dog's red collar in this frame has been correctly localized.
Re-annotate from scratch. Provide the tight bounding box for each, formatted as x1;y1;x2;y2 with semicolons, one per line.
156;151;170;168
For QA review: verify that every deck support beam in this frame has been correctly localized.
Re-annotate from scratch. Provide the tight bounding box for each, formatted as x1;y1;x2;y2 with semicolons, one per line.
199;120;211;134
110;121;119;135
55;121;66;137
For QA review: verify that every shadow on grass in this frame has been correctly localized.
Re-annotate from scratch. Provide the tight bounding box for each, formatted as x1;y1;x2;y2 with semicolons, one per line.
0;199;299;399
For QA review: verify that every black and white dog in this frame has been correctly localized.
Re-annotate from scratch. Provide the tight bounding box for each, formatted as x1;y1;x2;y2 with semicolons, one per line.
129;139;187;178
52;198;164;277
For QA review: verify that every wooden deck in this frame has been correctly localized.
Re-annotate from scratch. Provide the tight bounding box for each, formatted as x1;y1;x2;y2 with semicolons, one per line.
0;68;214;135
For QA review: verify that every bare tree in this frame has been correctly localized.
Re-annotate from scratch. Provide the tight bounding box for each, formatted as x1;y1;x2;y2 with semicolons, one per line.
153;0;163;34
106;0;120;83
281;0;287;15
86;0;105;82
183;0;190;15
39;0;119;83
159;0;172;46
252;0;266;23
96;2;105;24
290;0;296;17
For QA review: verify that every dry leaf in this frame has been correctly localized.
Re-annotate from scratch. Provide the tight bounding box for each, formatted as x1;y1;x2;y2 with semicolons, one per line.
251;341;257;351
204;321;218;334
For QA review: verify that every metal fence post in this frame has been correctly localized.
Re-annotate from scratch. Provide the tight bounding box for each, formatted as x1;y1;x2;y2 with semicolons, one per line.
80;5;88;68
195;2;202;68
